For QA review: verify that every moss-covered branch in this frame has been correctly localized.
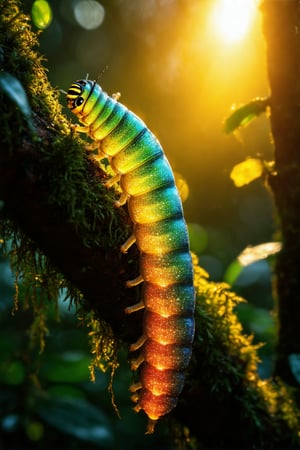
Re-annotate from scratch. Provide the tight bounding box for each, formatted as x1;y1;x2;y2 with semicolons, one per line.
0;0;142;343
1;1;300;448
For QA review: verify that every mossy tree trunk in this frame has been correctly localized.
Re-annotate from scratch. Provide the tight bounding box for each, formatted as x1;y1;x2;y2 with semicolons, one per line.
262;0;300;386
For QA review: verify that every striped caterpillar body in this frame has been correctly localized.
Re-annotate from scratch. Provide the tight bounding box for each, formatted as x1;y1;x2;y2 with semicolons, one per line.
66;79;195;433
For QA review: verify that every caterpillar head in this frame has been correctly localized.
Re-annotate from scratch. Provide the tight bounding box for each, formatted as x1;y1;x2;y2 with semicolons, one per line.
66;79;95;113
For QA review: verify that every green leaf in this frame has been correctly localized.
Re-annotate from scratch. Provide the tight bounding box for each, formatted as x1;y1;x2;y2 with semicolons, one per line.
31;0;53;30
0;72;34;132
224;98;269;134
36;394;114;446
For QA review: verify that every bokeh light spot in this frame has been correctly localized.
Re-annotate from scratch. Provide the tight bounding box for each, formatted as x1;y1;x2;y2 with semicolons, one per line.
74;1;105;30
26;421;44;442
31;0;53;30
1;360;25;385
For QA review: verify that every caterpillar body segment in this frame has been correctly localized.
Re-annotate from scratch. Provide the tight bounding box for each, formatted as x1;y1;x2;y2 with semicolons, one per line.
67;79;195;433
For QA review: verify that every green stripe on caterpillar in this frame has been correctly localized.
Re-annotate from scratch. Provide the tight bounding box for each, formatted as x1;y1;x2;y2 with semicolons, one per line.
66;79;195;434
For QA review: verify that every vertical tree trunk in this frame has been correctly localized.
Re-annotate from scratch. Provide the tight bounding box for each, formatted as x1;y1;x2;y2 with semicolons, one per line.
262;0;300;385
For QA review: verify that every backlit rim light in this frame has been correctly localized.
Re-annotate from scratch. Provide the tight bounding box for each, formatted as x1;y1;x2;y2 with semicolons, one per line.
211;0;256;44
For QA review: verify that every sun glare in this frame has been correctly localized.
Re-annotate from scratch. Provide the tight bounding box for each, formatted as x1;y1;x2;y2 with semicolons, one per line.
211;0;256;44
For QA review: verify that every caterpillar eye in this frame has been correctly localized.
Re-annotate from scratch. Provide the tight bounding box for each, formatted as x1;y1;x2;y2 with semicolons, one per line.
75;96;84;107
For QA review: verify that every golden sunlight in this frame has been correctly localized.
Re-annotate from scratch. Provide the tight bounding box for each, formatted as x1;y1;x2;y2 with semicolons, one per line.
211;0;256;44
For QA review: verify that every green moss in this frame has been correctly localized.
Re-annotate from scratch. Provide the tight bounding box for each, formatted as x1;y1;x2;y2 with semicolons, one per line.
191;253;300;447
0;0;125;367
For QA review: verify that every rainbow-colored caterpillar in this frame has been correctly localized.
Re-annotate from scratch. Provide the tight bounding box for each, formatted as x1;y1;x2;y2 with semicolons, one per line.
66;79;195;433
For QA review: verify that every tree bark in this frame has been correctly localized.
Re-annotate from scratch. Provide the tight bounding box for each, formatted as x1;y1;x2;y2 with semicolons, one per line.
262;0;300;385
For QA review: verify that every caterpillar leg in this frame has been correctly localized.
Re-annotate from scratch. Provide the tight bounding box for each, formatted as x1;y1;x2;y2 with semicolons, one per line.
85;141;99;151
130;385;158;434
129;381;142;393
131;393;141;406
129;385;158;435
115;191;129;207
103;173;129;208
72;124;89;134
105;173;121;188
71;124;107;160
121;234;136;253
129;334;146;352
146;420;157;435
130;352;145;370
125;299;144;314
85;140;106;156
105;180;129;208
104;175;130;206
84;141;107;160
126;274;144;288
